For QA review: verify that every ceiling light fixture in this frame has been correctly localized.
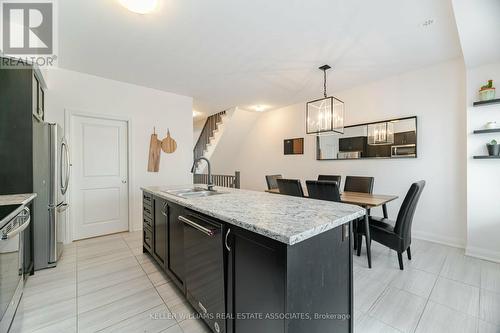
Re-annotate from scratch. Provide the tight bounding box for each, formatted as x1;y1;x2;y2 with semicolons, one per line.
119;0;158;14
306;65;345;135
253;105;268;112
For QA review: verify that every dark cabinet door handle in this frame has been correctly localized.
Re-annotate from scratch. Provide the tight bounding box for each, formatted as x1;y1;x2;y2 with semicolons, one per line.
179;216;215;237
225;228;231;252
161;202;168;217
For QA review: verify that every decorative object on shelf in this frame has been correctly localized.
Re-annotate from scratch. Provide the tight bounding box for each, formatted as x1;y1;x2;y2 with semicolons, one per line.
147;127;162;172
479;80;496;101
486;139;500;156
485;121;498;129
161;129;178;154
306;65;345;135
367;121;395;145
284;138;304;155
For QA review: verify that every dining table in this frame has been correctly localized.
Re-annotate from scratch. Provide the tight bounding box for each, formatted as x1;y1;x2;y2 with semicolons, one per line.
266;188;398;268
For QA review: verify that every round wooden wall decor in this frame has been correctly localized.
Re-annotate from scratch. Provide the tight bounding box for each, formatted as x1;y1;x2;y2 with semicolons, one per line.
161;129;177;154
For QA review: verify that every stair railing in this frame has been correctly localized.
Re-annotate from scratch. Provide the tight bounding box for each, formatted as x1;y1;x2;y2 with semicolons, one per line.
194;171;240;189
194;110;226;161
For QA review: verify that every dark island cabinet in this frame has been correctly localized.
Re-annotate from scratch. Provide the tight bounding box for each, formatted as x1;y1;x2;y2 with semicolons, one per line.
153;196;168;265
142;191;353;333
226;223;353;333
143;192;185;289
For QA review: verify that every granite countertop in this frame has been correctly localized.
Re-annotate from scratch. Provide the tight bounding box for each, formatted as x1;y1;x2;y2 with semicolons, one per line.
142;185;365;245
0;193;37;206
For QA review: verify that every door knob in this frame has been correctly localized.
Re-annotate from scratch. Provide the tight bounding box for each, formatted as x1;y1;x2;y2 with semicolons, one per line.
122;180;127;184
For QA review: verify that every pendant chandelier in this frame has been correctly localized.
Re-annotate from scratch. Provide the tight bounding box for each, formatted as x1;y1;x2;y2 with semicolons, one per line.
306;65;345;135
367;121;394;145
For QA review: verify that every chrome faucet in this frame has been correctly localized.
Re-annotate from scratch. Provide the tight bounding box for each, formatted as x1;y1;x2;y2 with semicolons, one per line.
191;157;214;191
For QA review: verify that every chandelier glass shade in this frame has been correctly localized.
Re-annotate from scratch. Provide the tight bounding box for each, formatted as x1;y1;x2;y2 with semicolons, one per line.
306;65;344;135
367;121;395;145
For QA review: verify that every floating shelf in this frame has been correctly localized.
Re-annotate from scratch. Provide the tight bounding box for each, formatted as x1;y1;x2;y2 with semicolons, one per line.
473;128;500;134
473;155;500;159
473;98;500;107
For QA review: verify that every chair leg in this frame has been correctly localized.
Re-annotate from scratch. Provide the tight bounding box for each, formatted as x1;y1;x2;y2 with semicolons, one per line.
356;235;362;256
397;252;404;270
353;221;358;250
407;247;412;260
364;212;372;269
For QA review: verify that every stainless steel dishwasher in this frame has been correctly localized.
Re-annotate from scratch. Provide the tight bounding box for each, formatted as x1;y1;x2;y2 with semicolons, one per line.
181;211;226;333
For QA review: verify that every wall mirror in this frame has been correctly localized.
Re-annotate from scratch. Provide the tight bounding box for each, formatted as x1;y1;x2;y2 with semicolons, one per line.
317;116;417;160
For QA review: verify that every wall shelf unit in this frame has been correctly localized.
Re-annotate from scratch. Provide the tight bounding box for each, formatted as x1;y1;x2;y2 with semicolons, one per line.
473;98;500;107
473;128;500;134
473;155;500;159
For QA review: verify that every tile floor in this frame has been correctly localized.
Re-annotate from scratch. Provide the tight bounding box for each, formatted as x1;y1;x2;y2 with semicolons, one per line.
10;232;500;333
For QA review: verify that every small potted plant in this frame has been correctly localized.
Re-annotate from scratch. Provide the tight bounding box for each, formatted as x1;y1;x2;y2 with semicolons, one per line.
479;80;496;101
486;139;500;156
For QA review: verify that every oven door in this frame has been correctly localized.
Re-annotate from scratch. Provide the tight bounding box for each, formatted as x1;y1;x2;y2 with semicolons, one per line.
0;208;30;332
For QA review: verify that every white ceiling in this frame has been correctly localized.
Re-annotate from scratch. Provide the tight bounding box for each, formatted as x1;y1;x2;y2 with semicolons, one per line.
58;0;462;116
452;0;500;68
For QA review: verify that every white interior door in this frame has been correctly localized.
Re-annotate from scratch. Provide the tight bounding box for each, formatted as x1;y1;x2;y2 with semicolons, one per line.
71;115;129;240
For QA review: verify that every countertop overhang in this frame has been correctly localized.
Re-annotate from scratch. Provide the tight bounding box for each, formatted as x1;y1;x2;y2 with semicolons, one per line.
0;193;37;229
142;185;365;245
0;193;37;206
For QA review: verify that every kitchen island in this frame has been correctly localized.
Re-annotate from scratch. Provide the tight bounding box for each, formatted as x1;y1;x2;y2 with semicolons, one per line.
141;185;365;333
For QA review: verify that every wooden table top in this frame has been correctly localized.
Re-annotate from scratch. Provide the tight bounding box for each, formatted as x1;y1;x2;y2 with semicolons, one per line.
265;189;398;208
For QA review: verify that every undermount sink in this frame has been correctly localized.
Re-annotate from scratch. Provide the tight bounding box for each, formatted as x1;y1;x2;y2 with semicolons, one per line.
162;187;225;198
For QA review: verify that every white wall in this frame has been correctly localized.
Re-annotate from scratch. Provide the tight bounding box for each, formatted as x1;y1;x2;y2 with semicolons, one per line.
44;68;193;237
211;59;468;248
466;62;500;261
193;118;206;147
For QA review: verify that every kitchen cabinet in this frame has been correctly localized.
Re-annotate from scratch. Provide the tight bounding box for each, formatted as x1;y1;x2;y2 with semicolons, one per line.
339;136;366;154
153;197;168;264
366;144;391;158
143;193;185;289
394;131;416;145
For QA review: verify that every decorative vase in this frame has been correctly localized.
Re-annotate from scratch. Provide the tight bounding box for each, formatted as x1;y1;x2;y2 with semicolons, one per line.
479;88;496;101
487;144;500;156
485;121;498;129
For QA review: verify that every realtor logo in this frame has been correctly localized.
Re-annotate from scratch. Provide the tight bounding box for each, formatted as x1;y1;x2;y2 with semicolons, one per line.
2;1;52;54
0;0;57;67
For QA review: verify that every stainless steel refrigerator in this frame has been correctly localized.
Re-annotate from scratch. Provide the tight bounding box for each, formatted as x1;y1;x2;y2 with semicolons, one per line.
33;122;70;270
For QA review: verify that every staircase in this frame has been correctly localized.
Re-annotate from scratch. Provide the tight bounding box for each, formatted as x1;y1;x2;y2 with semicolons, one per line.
193;110;228;169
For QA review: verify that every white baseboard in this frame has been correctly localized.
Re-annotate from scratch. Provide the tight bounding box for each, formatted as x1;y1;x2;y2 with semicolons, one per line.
465;246;500;264
412;230;465;249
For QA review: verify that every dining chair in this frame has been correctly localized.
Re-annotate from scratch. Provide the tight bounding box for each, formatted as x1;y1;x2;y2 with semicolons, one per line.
276;179;304;197
345;176;375;252
265;174;283;190
317;175;341;187
357;181;426;270
306;181;341;202
344;176;374;193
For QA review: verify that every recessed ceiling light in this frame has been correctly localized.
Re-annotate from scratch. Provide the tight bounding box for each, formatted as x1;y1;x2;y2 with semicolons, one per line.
119;0;158;14
253;105;269;112
421;19;434;27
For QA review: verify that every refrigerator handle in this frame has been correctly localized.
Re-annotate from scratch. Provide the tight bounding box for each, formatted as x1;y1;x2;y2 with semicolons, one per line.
48;206;57;263
61;141;70;195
